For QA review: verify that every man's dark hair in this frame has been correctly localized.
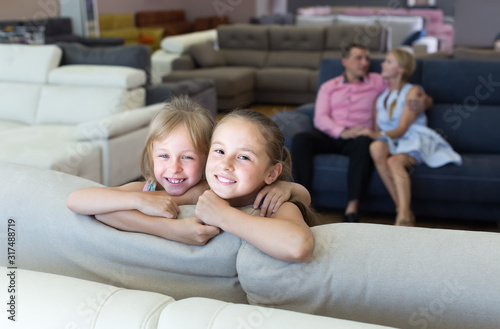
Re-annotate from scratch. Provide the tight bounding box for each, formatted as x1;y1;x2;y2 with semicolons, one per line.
341;43;368;58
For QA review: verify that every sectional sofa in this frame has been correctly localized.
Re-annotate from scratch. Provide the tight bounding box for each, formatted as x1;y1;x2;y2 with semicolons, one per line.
0;43;216;187
163;24;390;110
1;162;499;329
272;57;500;223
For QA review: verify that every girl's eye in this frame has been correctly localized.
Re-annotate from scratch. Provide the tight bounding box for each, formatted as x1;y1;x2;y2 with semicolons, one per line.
238;155;250;161
160;154;169;159
182;155;194;160
215;149;224;154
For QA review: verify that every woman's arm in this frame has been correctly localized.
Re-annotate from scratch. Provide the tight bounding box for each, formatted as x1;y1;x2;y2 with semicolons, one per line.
253;181;312;217
195;190;314;263
96;210;220;245
384;86;421;139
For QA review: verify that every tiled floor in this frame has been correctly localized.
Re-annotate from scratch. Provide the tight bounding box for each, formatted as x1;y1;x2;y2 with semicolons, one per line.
245;103;499;234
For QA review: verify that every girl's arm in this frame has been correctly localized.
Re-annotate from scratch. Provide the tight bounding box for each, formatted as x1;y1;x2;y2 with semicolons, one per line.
384;86;421;139
253;181;312;217
95;210;220;246
67;180;209;217
196;190;314;263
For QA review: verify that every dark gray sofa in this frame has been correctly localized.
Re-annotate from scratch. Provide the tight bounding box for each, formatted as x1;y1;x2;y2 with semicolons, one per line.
163;24;389;110
272;57;500;224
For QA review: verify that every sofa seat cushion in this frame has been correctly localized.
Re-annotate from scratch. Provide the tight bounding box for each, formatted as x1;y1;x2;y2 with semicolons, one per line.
166;67;255;98
266;51;322;70
256;68;317;93
0;82;42;125
221;49;268;67
0;125;101;179
100;28;139;42
48;65;146;89
0;120;26;131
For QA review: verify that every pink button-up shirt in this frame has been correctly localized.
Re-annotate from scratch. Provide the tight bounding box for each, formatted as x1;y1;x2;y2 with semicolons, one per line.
314;73;387;138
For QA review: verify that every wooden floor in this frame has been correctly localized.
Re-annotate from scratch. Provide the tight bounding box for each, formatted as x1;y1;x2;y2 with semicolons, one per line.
237;103;499;234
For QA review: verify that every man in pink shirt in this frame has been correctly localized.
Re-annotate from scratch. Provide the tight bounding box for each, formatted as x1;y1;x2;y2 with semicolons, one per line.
291;44;428;222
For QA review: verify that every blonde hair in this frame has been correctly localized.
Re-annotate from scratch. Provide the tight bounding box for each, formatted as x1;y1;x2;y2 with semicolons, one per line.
140;96;214;186
388;48;416;119
215;109;318;226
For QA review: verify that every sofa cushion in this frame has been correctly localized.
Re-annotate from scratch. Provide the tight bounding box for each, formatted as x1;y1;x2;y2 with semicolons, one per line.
256;68;316;92
453;47;500;61
160;29;217;54
335;14;378;26
0;44;62;83
221;49;268;67
218;24;269;50
269;26;325;51
266;51;321;70
377;15;424;48
295;14;337;26
0;82;42;125
189;43;226;68
48;65;146;89
36;86;146;124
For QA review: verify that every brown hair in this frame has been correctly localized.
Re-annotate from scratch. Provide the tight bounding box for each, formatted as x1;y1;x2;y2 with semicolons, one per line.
341;43;368;58
140;96;214;186
215;109;318;226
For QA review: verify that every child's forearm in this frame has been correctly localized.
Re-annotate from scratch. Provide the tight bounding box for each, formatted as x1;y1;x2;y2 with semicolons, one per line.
67;187;141;215
218;205;313;262
290;182;311;205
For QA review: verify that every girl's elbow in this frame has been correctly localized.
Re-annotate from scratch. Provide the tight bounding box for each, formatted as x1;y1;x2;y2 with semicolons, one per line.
289;234;314;263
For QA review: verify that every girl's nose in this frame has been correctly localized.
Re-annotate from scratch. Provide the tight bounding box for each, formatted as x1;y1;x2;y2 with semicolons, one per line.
168;159;182;173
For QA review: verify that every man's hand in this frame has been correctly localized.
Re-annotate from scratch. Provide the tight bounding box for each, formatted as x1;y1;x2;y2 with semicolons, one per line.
407;88;427;113
340;126;364;139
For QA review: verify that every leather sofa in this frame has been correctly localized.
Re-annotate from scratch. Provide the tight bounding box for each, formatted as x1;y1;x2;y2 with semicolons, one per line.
135;10;192;37
272;57;500;223
163;24;389;110
98;13;164;50
0;43;216;186
0;17;123;47
1;162;499;329
0;266;391;329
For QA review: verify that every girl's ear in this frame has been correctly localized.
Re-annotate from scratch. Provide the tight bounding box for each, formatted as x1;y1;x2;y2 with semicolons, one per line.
264;163;282;185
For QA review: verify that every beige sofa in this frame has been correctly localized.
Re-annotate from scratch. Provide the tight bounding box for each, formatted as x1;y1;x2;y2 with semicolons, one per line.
163;24;389;110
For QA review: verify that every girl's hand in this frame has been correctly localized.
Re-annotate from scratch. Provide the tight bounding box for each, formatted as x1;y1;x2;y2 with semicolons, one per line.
172;216;221;245
253;181;291;217
195;190;230;227
136;192;180;219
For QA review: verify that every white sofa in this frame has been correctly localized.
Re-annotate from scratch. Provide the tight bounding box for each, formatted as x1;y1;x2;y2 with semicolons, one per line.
151;29;217;85
0;266;392;328
1;162;499;329
0;44;163;186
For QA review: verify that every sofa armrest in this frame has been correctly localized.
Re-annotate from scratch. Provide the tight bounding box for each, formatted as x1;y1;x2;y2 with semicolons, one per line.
172;54;195;70
73;103;163;141
412;36;439;56
271;108;314;150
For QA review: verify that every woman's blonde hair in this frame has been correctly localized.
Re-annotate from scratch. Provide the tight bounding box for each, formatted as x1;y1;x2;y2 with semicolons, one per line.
388;48;417;119
391;48;416;83
215;109;318;226
140;96;214;186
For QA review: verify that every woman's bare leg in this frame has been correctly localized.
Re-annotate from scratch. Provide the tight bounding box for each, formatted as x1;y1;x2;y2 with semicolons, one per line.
386;154;417;226
370;141;398;207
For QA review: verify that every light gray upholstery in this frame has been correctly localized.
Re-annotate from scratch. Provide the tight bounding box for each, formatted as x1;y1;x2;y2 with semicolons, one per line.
2;161;498;329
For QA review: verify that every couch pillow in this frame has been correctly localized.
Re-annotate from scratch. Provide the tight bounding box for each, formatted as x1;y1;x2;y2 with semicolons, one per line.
335;14;378;26
0;82;41;125
0;44;62;84
401;29;426;46
189;43;226;68
377;15;424;49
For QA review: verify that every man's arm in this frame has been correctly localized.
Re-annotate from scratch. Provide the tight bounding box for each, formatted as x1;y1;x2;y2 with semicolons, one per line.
313;81;345;138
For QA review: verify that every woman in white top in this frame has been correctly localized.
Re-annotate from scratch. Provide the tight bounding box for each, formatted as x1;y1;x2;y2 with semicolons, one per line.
357;48;461;226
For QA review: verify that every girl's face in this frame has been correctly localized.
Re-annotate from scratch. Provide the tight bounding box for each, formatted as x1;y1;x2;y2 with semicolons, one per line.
206;117;281;207
152;124;205;196
381;52;404;79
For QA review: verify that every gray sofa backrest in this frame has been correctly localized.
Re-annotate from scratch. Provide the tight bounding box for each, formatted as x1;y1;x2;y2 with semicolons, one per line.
218;24;269;67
